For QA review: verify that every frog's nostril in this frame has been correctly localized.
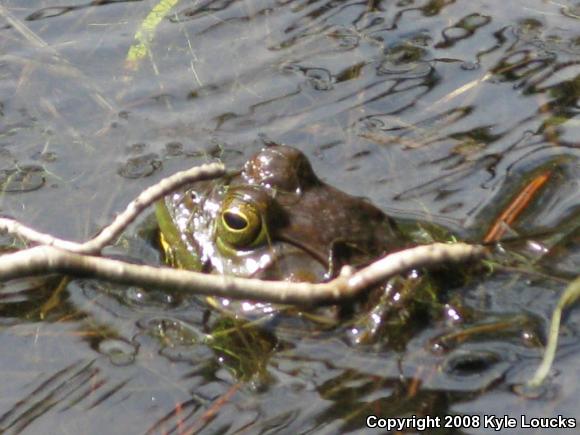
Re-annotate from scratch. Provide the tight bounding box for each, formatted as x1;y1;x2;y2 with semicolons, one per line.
223;211;248;231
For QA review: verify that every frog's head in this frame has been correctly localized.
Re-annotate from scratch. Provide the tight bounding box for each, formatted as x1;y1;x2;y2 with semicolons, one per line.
158;144;403;283
209;181;327;282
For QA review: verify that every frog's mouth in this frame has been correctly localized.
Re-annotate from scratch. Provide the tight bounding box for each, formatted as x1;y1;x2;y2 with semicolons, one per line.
276;235;327;267
208;240;328;283
278;232;371;277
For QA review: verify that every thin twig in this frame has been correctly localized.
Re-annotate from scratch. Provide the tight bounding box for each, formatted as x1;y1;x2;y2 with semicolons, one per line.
484;170;551;243
0;162;225;254
0;243;487;306
0;158;486;306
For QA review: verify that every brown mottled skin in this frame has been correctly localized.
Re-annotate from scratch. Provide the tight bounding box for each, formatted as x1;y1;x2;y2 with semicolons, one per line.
230;145;407;275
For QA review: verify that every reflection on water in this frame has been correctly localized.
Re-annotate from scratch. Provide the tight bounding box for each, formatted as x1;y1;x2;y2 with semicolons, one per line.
0;0;579;433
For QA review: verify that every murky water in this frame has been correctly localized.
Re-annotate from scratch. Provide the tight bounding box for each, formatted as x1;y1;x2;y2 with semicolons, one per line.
0;0;578;433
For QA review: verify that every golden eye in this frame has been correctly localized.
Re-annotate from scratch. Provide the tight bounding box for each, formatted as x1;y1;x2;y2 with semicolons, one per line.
217;203;264;250
215;186;272;256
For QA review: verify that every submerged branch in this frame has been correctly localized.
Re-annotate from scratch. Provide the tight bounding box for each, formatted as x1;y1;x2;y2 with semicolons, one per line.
0;243;487;306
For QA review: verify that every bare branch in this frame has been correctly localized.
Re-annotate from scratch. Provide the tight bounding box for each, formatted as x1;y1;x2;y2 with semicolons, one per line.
0;157;486;306
78;162;225;254
0;243;487;306
0;162;225;254
0;218;84;252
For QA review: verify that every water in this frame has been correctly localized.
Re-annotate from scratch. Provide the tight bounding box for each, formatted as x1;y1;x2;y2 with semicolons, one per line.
0;0;578;433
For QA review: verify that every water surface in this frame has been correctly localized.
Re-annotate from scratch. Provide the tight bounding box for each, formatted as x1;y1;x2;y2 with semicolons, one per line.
0;0;579;433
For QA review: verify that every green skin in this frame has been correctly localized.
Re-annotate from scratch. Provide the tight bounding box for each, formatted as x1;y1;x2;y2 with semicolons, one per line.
156;145;411;316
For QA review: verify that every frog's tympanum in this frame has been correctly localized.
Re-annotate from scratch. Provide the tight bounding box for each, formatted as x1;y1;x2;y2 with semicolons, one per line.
156;144;412;323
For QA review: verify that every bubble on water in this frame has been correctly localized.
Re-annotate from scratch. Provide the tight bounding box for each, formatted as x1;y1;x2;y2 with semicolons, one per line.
125;142;147;155
0;165;45;192
40;151;57;162
305;68;334;91
164;141;184;157
143;317;200;346
124;286;178;308
384;43;427;63
377;43;432;78
327;27;360;50
514;18;544;40
443;27;470;41
98;338;137;366
376;59;432;77
118;153;161;179
462;13;491;30
460;61;480;71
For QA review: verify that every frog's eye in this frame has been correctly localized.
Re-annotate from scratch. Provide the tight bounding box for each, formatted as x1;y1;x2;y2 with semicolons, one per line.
217;203;264;249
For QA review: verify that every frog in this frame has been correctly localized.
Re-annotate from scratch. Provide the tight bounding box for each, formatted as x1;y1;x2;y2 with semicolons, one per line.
154;144;546;366
155;144;425;339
